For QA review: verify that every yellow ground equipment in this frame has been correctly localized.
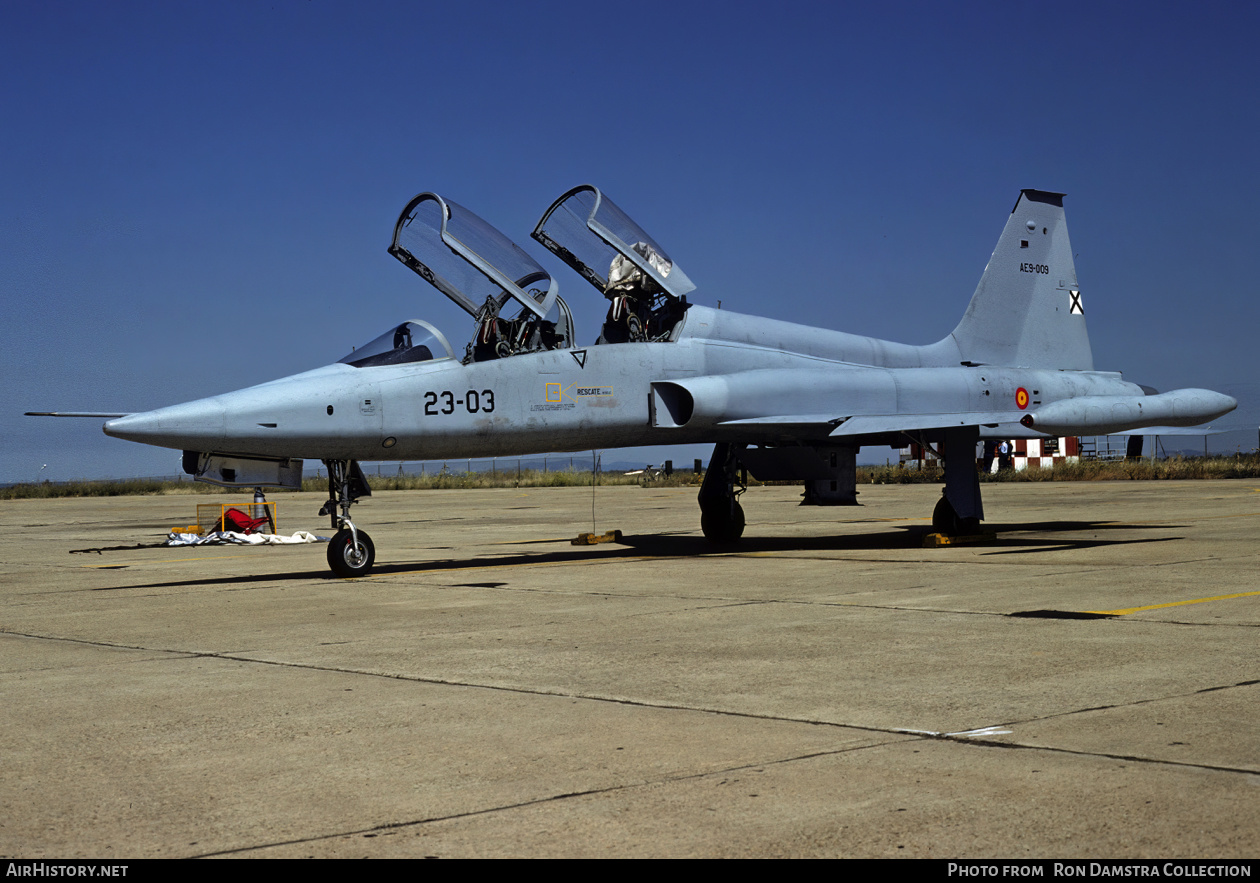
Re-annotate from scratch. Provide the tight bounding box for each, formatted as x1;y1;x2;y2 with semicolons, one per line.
170;502;278;536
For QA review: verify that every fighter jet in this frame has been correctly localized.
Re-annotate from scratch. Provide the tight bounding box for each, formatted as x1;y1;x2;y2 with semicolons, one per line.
36;186;1236;576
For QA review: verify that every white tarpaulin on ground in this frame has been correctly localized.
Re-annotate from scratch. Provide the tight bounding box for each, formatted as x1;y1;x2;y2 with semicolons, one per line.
167;531;328;546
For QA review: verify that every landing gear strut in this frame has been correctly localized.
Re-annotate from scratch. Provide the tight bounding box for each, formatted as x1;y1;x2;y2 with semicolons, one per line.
933;427;984;537
320;459;375;577
698;442;747;544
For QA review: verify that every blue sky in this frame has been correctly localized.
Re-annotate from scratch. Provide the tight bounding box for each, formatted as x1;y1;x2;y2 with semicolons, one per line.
3;1;1258;482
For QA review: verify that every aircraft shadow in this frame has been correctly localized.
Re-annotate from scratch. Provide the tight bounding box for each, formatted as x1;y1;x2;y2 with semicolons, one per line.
95;519;1178;591
976;520;1184;556
616;519;1179;558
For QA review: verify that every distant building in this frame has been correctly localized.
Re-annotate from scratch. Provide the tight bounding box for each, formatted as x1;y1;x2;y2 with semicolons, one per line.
1009;436;1080;470
900;437;1081;471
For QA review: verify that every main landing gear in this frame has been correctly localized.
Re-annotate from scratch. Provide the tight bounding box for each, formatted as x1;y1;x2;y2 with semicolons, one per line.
932;427;985;537
320;459;375;577
698;442;746;544
694;432;987;545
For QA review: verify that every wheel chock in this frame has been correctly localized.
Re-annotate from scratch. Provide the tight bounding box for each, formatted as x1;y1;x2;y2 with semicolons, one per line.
923;531;997;547
572;529;623;546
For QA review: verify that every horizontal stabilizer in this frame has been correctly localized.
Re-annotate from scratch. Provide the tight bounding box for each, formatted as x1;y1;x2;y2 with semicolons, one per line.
718;411;1025;438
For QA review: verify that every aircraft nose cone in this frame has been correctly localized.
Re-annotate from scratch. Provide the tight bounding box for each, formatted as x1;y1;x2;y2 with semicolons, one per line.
104;399;227;450
103;414;133;438
103;413;153;441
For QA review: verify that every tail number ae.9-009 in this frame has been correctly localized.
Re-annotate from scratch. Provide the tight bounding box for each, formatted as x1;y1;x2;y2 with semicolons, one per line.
424;389;496;416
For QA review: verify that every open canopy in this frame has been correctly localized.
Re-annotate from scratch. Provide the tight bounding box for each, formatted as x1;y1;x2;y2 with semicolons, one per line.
532;185;696;300
389;193;558;319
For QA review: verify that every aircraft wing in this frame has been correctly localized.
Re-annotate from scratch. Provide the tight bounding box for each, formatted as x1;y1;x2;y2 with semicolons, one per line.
716;414;842;430
717;413;1233;443
827;412;1020;437
716;412;1021;437
678;372;1235;443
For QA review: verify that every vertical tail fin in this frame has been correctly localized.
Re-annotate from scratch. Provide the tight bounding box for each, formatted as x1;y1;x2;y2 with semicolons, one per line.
949;190;1093;370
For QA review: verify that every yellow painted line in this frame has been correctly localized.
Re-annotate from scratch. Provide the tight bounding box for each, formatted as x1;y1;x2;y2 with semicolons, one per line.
1086;590;1260;616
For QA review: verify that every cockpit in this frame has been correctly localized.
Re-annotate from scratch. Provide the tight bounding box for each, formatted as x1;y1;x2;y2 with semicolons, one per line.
338;319;456;368
377;186;695;364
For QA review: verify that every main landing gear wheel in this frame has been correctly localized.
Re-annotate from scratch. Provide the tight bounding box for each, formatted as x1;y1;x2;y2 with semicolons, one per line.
327;528;375;578
932;495;980;537
701;500;745;544
698;441;748;545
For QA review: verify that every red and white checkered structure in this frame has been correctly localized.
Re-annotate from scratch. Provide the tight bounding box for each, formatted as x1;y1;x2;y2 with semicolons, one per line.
1010;436;1080;470
900;437;1082;471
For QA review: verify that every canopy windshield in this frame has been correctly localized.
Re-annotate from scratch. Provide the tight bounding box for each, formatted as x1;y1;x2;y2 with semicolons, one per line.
389;193;557;319
532;185;695;299
338;320;456;368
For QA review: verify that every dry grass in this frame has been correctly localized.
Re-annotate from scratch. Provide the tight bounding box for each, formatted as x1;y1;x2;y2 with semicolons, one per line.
6;455;1259;499
306;468;678;492
1;469;694;499
1;477;226;500
862;454;1260;484
992;454;1260;482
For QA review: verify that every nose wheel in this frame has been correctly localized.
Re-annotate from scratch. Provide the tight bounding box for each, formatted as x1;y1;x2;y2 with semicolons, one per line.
327;528;375;578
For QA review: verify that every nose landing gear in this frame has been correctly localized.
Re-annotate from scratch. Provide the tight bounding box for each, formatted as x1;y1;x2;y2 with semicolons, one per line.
320;459;375;577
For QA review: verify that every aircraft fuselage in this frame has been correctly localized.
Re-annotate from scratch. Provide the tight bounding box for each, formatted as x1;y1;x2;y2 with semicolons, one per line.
104;304;1162;462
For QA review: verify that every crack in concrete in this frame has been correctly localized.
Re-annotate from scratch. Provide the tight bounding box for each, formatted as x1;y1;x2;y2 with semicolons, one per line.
6;625;1256;781
189;741;902;858
7;617;1258;859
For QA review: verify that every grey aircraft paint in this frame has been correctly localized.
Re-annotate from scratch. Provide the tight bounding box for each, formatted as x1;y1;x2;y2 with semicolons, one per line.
79;187;1235;576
